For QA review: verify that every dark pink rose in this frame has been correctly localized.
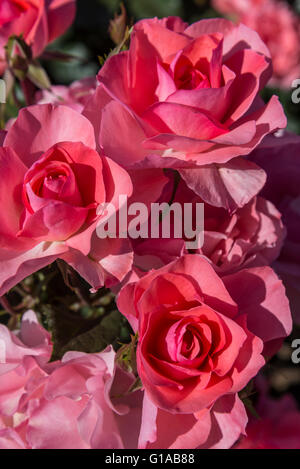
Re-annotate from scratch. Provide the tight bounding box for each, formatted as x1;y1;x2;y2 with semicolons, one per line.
118;255;291;413
84;16;286;209
0;103;133;295
0;0;76;74
213;0;300;88
0;312;124;449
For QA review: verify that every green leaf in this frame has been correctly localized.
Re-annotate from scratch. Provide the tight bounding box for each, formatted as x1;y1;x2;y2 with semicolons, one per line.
43;307;92;360
44;307;123;360
57;321;111;357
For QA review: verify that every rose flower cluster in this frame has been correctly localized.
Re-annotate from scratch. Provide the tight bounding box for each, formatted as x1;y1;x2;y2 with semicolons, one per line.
0;0;299;450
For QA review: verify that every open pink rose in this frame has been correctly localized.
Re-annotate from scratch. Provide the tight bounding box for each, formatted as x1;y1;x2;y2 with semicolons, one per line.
23;350;123;449
200;196;285;274
84;16;286;209
213;0;300;88
0;0;76;74
118;255;292;414
0;103;133;295
132;174;286;274
0;313;124;449
36;77;97;113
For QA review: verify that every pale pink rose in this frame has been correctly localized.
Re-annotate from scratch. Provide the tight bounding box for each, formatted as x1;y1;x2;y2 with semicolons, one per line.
235;379;300;449
112;367;248;449
24;350;123;449
0;103;133;295
131;175;286;274
213;0;300;88
36;77;97;114
117;255;292;414
0;310;51;418
0;312;124;449
84;16;286;210
250;133;300;323
0;0;76;74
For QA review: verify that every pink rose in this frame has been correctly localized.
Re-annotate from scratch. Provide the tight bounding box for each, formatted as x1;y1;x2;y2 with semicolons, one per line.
0;103;133;295
132;175;286;274
84;16;286;210
0;312;123;449
0;310;51;419
213;0;300;88
118;255;292;414
201;197;285;274
24;350;123;449
36;77;97;114
138;393;247;450
0;0;76;74
250;133;300;323
111;367;248;449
